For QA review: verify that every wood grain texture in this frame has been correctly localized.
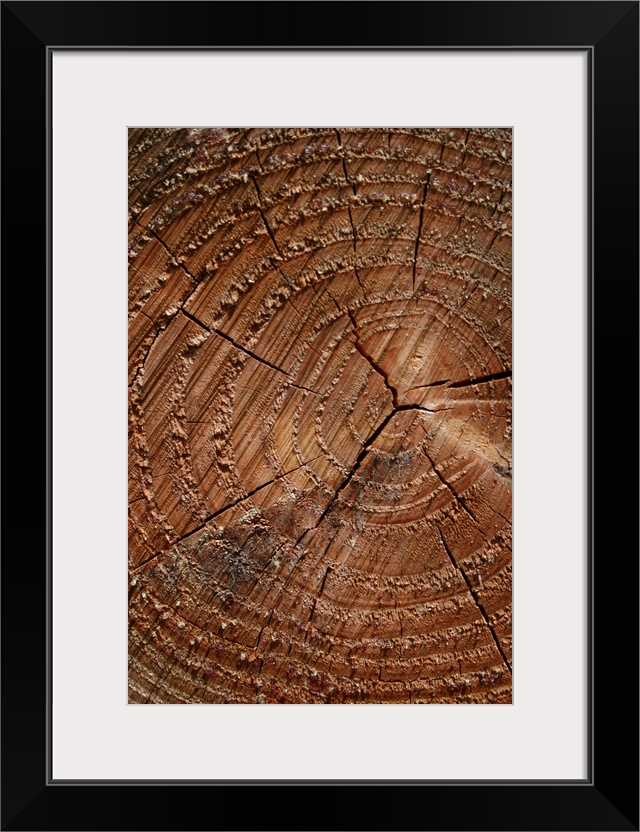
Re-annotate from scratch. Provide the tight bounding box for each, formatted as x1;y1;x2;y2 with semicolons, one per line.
128;127;512;704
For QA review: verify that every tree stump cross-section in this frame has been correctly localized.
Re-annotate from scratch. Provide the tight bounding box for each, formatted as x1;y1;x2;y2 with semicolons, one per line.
128;127;512;704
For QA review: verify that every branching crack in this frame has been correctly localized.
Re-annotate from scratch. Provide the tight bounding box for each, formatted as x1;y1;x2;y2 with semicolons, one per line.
348;310;398;407
436;525;512;674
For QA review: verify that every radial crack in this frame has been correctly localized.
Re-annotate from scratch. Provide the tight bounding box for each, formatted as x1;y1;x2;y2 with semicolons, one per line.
406;378;450;392
448;369;511;389
436;525;512;674
180;308;300;382
250;175;284;259
181;308;210;332
396;404;452;414
422;443;479;525
336;130;356;196
346;205;366;296
413;171;431;292
308;564;332;624
407;369;511;394
206;323;290;377
142;223;198;284
296;409;396;547
133;455;324;572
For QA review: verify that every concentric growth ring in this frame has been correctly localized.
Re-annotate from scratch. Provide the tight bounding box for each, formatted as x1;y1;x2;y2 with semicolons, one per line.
128;127;512;704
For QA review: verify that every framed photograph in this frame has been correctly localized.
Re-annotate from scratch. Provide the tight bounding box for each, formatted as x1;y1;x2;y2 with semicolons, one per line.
128;120;516;708
2;2;637;830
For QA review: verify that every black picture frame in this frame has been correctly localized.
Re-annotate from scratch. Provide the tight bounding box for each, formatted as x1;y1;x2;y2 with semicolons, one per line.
2;2;638;830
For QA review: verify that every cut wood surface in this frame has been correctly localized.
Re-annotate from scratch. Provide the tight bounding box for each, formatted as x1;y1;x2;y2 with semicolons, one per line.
128;127;512;704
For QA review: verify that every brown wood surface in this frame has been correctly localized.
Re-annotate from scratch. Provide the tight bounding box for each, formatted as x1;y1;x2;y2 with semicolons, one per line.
128;127;512;704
